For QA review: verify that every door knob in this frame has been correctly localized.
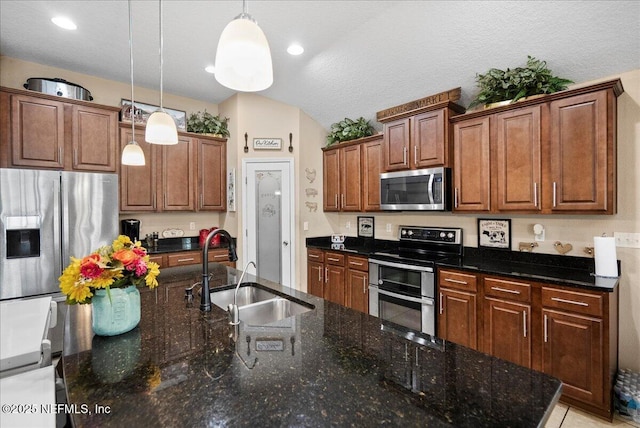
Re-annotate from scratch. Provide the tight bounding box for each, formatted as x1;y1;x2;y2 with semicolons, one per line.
283;241;289;246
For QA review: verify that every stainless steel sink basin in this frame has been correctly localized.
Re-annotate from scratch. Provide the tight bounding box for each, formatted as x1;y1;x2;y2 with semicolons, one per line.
210;285;278;310
238;298;313;325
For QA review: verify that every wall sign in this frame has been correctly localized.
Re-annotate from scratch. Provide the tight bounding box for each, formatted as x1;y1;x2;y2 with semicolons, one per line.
253;138;282;150
478;218;511;250
358;216;375;238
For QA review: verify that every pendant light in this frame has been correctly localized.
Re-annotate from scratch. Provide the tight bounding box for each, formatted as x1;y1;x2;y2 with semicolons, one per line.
214;0;273;92
121;0;145;166
145;0;178;145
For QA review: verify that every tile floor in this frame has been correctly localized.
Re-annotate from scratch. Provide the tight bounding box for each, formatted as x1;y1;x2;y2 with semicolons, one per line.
545;403;640;428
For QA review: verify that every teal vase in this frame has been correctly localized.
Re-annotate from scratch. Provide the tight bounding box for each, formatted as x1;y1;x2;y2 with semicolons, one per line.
91;285;141;336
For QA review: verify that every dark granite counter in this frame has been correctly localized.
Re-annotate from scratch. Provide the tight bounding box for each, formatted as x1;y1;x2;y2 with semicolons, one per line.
146;236;234;255
62;264;561;427
306;237;619;292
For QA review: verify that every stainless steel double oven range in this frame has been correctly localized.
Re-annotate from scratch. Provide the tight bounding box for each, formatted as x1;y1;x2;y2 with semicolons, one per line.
368;226;463;336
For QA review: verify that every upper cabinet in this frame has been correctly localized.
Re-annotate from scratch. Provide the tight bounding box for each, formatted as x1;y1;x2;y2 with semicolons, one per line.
323;134;383;212
0;87;119;172
450;79;623;214
380;102;465;172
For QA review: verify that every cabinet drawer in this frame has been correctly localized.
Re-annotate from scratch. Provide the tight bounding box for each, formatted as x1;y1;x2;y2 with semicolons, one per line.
541;287;603;317
484;277;531;303
208;249;230;263
148;254;165;269
325;252;345;266
347;255;368;272
438;269;478;292
167;252;202;267
307;248;324;263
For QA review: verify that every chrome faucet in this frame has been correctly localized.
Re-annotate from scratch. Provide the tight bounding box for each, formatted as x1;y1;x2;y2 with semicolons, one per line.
201;229;238;312
228;261;256;325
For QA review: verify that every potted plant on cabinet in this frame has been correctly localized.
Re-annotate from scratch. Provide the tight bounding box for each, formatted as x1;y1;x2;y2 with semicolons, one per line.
186;110;230;138
468;56;573;110
326;117;375;147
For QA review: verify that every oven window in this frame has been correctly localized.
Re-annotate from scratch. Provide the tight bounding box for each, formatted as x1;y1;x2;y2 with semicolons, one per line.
379;292;421;332
379;265;421;296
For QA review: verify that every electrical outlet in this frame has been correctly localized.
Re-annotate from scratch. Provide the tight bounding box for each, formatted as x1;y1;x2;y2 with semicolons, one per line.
386;223;392;232
303;221;309;231
189;222;196;230
614;232;640;248
345;221;351;229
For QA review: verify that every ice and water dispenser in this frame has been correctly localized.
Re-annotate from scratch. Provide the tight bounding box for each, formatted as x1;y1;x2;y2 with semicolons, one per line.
5;216;40;259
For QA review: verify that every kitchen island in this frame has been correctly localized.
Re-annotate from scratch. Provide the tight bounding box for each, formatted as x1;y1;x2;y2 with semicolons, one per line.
62;263;561;427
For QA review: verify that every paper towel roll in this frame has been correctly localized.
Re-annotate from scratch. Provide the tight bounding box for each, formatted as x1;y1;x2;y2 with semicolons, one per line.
594;236;618;277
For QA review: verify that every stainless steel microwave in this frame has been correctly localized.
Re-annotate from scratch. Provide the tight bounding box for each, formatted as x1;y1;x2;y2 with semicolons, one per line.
380;167;451;211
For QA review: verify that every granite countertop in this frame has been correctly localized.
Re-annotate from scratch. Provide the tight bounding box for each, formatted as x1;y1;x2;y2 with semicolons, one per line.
62;264;561;427
306;237;620;292
146;237;233;255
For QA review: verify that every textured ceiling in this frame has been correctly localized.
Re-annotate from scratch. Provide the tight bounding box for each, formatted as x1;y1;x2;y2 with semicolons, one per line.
1;1;638;130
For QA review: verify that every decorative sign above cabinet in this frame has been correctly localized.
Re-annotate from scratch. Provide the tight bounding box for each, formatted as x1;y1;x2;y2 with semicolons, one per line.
253;138;282;150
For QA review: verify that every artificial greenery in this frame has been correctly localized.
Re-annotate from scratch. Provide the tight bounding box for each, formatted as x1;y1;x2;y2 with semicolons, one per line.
468;56;573;109
326;117;374;147
186;110;230;137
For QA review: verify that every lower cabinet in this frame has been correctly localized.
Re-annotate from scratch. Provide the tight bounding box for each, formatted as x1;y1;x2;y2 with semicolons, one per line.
307;249;325;298
148;248;234;269
325;252;346;305
346;255;369;314
436;267;618;421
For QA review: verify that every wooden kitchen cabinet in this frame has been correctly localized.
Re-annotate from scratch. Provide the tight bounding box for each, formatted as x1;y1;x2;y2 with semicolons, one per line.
381;102;463;172
167;251;202;268
208;248;235;267
346;255;369;314
437;269;479;350
0;87;119;171
452;116;491;212
119;127;158;211
160;135;195;211
323;134;383;212
307;249;325;298
325;252;346;305
196;138;227;211
482;276;532;368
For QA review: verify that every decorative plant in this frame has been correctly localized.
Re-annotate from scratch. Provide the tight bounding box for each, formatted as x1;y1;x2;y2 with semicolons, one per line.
468;56;573;109
326;117;374;147
186;110;230;137
59;235;160;304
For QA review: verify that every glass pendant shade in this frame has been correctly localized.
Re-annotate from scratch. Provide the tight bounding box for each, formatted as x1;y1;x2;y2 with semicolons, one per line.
121;140;145;166
214;15;273;92
145;110;178;145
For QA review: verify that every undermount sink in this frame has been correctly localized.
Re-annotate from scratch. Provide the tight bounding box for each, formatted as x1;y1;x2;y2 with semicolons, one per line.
210;284;279;310
238;298;313;326
209;283;313;325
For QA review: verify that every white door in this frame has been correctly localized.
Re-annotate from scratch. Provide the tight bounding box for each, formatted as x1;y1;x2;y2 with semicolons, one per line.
243;159;295;287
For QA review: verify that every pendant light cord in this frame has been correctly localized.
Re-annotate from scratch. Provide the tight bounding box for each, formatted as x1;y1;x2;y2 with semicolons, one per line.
159;0;164;111
128;0;135;135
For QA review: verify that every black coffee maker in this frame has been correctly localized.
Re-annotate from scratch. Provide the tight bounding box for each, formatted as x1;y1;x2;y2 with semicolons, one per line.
121;219;141;242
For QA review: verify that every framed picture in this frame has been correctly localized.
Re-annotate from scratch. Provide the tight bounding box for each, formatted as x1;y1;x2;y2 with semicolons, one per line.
253;138;282;150
357;216;375;238
478;218;511;250
120;99;186;131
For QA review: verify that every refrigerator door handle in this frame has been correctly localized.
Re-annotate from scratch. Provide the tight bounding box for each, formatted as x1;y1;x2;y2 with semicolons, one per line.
53;177;63;276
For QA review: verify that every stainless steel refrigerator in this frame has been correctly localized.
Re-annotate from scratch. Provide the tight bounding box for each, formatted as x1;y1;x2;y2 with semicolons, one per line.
0;168;118;353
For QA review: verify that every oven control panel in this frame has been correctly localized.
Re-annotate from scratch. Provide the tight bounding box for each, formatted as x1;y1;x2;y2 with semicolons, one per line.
398;226;462;244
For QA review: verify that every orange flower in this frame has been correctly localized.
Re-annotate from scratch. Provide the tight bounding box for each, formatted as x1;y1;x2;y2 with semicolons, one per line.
112;249;139;267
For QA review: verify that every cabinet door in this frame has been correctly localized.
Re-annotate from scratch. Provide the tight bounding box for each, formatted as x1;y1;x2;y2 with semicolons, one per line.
72;105;117;172
119;128;158;211
160;135;195;211
413;109;445;168
542;309;604;407
494;106;541;211
347;269;368;313
362;137;383;211
323;149;340;211
383;118;410;171
484;297;531;368
340;145;362;211
452;117;490;211
438;287;477;350
197;138;226;211
10;94;65;168
307;260;324;298
548;90;610;212
325;265;346;305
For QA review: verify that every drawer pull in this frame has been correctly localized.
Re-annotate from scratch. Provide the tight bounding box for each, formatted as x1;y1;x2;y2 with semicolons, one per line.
444;278;468;285
551;297;589;307
327;257;340;262
177;258;195;262
213;254;227;259
491;286;521;295
309;254;320;259
350;261;364;266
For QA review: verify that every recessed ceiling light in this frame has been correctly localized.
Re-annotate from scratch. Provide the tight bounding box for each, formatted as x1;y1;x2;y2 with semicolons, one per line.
51;16;77;30
287;44;304;56
205;65;215;74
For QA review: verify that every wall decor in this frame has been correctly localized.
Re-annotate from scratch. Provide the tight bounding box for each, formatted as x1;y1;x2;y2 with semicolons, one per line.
253;138;282;150
478;218;511;250
305;188;318;198
227;168;236;212
358;216;375;238
305;168;316;183
518;242;538;252
305;202;317;212
553;241;573;254
120;99;186;130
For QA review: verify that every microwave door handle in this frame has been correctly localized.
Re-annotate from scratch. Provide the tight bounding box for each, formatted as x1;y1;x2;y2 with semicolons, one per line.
377;288;431;304
427;174;435;204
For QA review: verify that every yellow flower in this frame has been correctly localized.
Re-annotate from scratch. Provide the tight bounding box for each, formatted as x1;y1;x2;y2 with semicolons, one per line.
59;258;94;304
112;235;132;252
145;262;160;289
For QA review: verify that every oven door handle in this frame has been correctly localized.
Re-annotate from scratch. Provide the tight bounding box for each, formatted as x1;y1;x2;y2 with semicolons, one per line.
376;288;434;305
369;259;434;273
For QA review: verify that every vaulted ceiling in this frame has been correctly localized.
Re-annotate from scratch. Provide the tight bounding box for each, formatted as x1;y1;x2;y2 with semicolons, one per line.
1;1;638;129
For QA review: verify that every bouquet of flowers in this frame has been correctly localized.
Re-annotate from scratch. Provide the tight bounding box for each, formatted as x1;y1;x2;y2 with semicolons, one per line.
59;235;160;304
